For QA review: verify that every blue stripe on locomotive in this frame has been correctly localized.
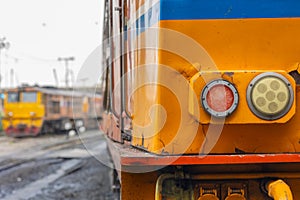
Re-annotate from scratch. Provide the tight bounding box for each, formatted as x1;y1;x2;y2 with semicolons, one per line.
129;0;300;39
129;2;160;38
160;0;300;20
129;0;300;38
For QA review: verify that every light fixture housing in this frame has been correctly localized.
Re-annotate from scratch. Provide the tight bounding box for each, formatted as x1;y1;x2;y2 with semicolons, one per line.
201;79;239;118
64;122;72;130
247;72;294;120
30;112;36;117
8;112;13;117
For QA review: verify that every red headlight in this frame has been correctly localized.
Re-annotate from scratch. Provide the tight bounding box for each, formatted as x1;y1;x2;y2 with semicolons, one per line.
201;79;239;118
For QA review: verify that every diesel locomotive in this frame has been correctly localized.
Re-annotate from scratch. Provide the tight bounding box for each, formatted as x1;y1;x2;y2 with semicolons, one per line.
2;86;102;137
101;0;300;199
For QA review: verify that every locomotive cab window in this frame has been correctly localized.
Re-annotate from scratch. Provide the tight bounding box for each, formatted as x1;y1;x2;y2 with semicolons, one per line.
7;92;20;103
22;92;37;103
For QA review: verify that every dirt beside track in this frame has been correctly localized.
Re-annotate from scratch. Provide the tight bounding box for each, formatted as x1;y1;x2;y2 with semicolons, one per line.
0;130;118;200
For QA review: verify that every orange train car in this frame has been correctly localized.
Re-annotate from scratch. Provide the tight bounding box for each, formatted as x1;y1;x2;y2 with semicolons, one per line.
2;86;102;137
101;0;300;199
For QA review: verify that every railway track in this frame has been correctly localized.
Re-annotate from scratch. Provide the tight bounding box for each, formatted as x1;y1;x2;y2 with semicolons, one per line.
0;130;116;200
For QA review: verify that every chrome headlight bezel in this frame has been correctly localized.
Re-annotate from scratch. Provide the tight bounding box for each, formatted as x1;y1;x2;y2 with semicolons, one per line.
246;72;294;120
201;79;239;118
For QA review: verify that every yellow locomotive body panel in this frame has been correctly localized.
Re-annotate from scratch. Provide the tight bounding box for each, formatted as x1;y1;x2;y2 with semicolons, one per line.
2;89;45;136
129;18;300;155
102;0;300;199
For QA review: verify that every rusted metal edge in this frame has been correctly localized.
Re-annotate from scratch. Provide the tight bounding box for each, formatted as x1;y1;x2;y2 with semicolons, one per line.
106;139;300;167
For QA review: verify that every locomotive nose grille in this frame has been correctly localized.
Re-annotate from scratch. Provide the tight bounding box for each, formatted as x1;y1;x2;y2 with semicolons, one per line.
17;124;27;130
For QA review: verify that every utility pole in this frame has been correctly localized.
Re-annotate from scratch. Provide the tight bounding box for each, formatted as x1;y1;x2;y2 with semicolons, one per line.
0;37;10;89
69;69;75;87
57;56;75;88
52;68;59;87
10;68;14;88
0;38;9;121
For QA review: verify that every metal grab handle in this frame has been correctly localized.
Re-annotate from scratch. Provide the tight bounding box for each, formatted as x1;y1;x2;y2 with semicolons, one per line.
109;62;120;118
120;0;132;119
109;0;132;120
108;0;120;118
121;64;132;119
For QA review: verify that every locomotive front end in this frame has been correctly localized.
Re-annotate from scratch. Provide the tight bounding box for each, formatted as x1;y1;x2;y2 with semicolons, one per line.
102;0;300;199
2;88;44;137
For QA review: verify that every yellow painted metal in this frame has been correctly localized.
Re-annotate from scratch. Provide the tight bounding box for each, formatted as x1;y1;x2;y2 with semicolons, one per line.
110;3;300;198
121;171;157;200
151;171;300;199
130;17;300;155
189;70;296;124
82;96;89;113
225;187;246;200
224;194;246;200
132;70;300;154
2;91;45;131
198;194;219;200
159;18;300;70
267;179;293;200
198;187;219;200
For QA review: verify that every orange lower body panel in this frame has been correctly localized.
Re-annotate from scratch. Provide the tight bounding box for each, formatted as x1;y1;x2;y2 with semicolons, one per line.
107;139;300;199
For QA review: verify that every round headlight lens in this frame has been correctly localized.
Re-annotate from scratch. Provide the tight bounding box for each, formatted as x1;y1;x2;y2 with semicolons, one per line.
30;112;36;116
201;79;239;118
75;120;83;127
64;122;72;130
247;72;293;120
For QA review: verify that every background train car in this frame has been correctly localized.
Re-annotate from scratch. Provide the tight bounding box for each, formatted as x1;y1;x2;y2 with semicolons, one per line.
101;0;300;199
2;86;102;137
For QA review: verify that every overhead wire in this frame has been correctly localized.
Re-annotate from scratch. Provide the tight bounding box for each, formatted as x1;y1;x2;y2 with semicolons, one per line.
3;51;79;88
2;52;67;88
5;52;58;63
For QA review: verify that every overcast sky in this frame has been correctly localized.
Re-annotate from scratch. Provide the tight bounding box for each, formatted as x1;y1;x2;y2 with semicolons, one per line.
0;0;104;88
